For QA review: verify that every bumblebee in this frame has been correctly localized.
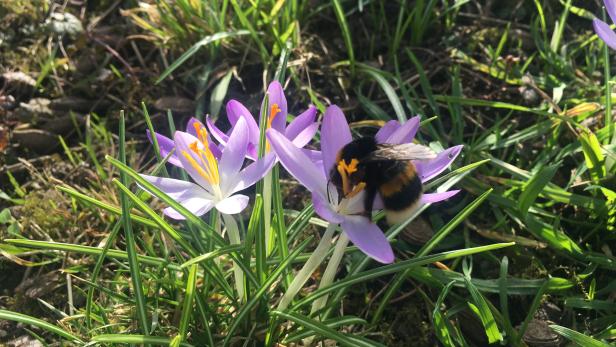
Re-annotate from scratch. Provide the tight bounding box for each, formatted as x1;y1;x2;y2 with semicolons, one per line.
330;136;436;225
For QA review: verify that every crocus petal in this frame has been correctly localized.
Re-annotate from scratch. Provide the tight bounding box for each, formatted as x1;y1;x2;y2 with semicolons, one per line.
219;117;249;180
267;129;328;197
312;192;344;223
375;120;400;143
146;130;182;167
186;118;204;137
230;152;276;194
344;191;368;215
593;18;616;50
285;105;317;140
173;131;215;192
246;143;259;161
215;194;249;214
163;197;214;220
421;190;460;204
606;0;616;26
414;145;463;183
139;174;213;201
303;148;323;169
341;215;394;264
291;122;319;148
321;105;352;177
264;81;288;133
385;116;420;144
206;116;230;144
227;100;260;145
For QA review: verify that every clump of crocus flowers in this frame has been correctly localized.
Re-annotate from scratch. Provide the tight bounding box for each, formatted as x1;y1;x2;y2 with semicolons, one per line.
141;81;461;307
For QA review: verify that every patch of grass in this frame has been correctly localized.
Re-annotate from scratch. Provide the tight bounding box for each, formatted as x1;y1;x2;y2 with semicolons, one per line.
1;0;616;346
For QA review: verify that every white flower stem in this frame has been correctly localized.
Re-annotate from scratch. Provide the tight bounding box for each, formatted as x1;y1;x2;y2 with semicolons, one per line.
310;232;349;316
277;223;336;311
222;213;245;302
263;170;273;256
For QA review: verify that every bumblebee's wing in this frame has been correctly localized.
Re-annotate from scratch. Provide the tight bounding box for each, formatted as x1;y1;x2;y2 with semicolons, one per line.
365;143;437;162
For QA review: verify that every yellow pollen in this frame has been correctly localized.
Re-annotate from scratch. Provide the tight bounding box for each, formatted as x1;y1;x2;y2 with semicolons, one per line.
185;139;220;185
336;158;363;197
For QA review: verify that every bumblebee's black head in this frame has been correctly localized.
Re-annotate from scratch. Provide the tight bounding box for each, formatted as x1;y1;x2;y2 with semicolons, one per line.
329;136;378;190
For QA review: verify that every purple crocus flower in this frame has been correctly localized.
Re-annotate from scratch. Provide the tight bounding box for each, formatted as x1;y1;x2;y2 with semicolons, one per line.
206;81;319;160
147;117;221;168
267;105;462;264
593;0;616;50
140;117;275;219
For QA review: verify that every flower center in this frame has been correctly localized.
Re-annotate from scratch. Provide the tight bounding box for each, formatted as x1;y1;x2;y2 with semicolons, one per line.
181;122;220;186
336;158;365;198
265;103;281;152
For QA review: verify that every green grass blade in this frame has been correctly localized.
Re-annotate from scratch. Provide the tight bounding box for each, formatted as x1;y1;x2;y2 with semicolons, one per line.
358;64;406;122
209;69;233;119
331;0;355;75
518;163;559;217
549;325;610;347
464;276;503;343
432;281;456;347
113;179;196;256
222;236;314;347
372;189;493;322
294;243;515;309
271;310;381;347
117;111;150;335
156;30;250;84
180;244;244;268
0;309;83;343
4;239;181;269
92;334;195;346
174;264;198;347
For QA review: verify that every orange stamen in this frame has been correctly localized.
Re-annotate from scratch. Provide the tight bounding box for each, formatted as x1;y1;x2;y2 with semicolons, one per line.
336;158;363;197
346;182;366;199
268;103;281;129
265;103;282;152
185;131;220;185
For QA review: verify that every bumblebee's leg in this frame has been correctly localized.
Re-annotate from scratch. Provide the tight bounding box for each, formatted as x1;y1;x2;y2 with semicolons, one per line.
362;185;378;219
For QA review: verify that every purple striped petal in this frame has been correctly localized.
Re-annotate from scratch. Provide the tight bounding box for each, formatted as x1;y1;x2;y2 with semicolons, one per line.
291;122;319;148
341;215;394;264
231;152;276;194
286;105;317;140
321;105;352;177
246;143;258;161
312;192;344;223
219;117;248;180
606;0;616;26
206;116;229;144
227;100;260;145
186;118;202;138
215;194;249;214
415;145;463;183
375;120;400;143
146;130;182;167
139;174;212;201
263;81;287;133
594;18;616;50
421;190;460;204
385;116;420;144
163;197;214;219
267;129;328;197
